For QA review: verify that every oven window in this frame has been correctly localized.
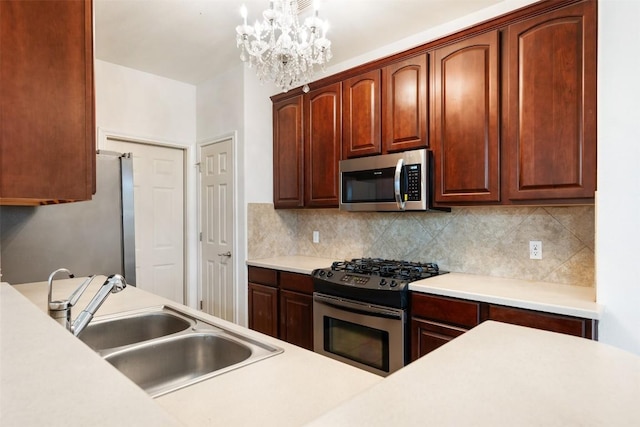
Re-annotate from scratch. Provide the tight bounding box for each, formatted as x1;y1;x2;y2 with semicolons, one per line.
324;316;389;372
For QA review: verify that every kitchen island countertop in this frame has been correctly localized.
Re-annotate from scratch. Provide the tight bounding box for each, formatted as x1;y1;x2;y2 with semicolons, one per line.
1;279;381;426
309;320;640;426
2;278;639;426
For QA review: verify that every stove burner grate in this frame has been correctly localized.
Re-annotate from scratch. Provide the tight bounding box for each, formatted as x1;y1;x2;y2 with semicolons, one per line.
330;258;441;282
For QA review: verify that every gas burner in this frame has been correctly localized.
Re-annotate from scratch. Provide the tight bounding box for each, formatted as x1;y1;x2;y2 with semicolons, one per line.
331;258;442;281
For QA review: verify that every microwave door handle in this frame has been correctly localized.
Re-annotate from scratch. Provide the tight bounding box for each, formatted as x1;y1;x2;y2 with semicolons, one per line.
394;158;406;210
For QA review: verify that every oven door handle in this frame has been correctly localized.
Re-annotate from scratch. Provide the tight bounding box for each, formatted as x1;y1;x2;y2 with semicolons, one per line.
393;158;406;211
313;293;404;320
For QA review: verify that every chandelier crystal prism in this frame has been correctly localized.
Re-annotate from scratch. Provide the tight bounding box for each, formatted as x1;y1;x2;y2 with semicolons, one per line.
235;0;332;93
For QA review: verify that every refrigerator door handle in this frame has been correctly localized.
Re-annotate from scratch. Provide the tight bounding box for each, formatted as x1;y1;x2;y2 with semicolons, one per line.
120;154;136;286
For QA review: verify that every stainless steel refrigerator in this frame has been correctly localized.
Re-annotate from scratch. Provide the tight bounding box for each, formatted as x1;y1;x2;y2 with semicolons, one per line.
0;151;136;285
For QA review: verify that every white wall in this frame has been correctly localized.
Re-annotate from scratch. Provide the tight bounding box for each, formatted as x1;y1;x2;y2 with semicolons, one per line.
95;60;196;144
196;63;271;325
196;63;244;140
596;0;640;355
94;60;199;307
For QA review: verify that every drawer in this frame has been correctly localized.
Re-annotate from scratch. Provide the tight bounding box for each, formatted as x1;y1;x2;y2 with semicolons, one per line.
411;293;481;328
487;304;594;338
248;266;278;287
280;271;314;294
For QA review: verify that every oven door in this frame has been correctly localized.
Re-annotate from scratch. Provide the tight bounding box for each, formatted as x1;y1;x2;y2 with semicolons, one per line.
313;292;405;377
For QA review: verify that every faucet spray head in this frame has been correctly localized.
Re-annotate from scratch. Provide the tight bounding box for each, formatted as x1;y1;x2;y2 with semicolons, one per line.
107;274;127;293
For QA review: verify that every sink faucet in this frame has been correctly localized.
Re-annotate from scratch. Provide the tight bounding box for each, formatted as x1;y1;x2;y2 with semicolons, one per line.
47;268;127;336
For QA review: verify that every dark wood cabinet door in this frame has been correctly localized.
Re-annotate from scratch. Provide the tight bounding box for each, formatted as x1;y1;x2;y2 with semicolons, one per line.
273;96;304;208
342;70;382;158
248;283;279;338
304;83;342;207
280;290;314;350
0;0;95;205
382;54;428;153
504;1;596;201
432;30;500;204
411;317;467;361
487;304;595;339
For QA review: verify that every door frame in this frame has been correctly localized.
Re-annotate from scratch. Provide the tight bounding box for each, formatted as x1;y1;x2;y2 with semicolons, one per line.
97;127;191;305
197;132;239;322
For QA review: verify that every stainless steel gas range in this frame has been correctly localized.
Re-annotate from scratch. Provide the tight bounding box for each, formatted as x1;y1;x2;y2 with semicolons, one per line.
312;258;447;376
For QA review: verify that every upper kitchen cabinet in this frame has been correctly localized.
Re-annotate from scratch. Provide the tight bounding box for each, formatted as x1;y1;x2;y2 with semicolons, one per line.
503;0;596;203
0;0;95;205
343;57;428;158
431;31;500;205
272;83;342;209
273;96;304;208
342;70;382;158
304;83;342;207
382;54;429;153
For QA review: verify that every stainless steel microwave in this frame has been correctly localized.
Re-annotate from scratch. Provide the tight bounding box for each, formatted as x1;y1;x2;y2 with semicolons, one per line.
340;149;440;212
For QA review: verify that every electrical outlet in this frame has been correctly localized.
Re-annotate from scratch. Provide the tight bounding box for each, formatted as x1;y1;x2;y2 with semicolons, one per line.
313;231;320;244
529;240;542;259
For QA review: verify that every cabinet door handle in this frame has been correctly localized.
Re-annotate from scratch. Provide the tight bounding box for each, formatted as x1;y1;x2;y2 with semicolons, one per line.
218;251;232;257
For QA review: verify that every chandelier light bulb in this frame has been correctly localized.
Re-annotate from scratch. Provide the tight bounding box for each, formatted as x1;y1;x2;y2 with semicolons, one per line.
235;0;333;93
240;5;248;25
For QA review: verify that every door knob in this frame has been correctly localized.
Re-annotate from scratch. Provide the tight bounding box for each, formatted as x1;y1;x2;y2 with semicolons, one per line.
218;251;232;257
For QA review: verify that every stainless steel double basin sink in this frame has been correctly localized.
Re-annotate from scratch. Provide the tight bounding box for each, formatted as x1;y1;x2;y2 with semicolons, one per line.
77;305;283;397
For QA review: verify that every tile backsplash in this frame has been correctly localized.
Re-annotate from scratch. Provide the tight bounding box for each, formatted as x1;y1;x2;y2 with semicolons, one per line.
247;203;595;287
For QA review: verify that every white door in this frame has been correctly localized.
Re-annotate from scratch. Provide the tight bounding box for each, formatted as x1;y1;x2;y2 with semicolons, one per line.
200;137;235;321
106;137;185;303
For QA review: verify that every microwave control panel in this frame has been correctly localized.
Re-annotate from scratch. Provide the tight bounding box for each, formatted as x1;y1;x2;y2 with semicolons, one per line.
405;164;421;201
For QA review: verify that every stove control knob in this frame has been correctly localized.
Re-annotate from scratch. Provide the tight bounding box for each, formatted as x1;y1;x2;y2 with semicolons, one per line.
380;279;387;286
390;280;398;288
319;270;326;277
327;271;333;278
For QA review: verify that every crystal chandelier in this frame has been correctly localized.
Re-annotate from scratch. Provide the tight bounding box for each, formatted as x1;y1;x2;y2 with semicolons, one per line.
235;0;332;93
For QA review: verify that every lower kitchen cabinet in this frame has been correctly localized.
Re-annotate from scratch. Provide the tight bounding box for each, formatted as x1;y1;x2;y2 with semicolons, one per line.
279;271;314;350
410;292;597;360
411;318;467;361
248;280;279;338
247;266;314;349
410;293;481;361
280;290;314;350
487;304;595;339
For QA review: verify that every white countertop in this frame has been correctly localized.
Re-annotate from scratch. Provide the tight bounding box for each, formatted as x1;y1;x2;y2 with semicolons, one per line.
246;256;601;319
247;255;334;274
2;279;381;426
3;278;638;426
0;282;181;427
309;320;640;426
411;272;601;319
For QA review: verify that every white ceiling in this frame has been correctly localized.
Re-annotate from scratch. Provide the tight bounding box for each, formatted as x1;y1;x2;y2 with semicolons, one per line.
94;0;502;85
